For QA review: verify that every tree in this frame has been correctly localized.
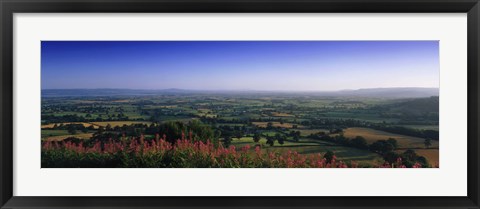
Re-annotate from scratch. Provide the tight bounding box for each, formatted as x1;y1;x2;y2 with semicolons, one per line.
424;138;432;148
369;140;394;155
235;131;244;140
223;136;232;147
401;149;420;167
266;136;275;146
156;120;217;145
253;132;261;143
351;136;368;149
293;135;300;142
187;120;217;144
97;126;105;133
276;133;285;145
324;150;335;163
67;125;77;135
289;131;301;142
383;151;400;164
330;128;343;134
387;138;398;149
416;156;429;168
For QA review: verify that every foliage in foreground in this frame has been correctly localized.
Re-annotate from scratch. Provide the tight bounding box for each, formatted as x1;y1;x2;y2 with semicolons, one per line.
42;134;424;168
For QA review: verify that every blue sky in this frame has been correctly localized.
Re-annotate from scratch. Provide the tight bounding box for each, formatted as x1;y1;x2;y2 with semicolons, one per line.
41;41;439;91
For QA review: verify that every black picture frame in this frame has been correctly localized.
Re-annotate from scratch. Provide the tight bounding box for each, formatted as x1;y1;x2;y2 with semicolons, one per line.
1;0;479;208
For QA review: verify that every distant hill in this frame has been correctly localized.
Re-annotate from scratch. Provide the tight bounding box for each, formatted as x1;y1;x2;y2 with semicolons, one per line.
42;87;439;98
333;88;439;98
376;96;439;116
41;88;193;97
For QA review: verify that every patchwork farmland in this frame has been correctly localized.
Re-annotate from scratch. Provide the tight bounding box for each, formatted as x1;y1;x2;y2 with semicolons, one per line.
41;88;439;168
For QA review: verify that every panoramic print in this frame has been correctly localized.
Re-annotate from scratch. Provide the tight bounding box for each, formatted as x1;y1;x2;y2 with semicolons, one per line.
41;41;439;168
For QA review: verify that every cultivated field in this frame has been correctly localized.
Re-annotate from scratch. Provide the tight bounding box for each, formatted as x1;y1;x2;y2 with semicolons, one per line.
42;133;93;141
342;127;439;149
41;122;99;129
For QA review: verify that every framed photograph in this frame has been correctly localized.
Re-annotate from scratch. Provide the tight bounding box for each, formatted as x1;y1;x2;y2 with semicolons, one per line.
1;0;479;208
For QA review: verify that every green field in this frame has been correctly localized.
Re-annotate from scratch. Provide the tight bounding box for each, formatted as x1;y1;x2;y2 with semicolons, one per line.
400;125;439;131
90;121;152;127
41;130;70;137
231;137;383;165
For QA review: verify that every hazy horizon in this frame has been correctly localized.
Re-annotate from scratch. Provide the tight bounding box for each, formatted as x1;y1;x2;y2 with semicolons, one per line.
41;41;439;91
41;86;439;92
